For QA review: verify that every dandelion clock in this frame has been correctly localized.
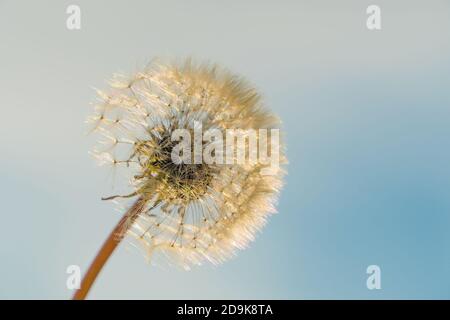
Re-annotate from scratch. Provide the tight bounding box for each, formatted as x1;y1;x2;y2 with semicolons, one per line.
74;59;286;299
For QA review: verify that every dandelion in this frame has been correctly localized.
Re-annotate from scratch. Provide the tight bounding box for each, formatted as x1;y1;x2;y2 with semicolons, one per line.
74;59;286;299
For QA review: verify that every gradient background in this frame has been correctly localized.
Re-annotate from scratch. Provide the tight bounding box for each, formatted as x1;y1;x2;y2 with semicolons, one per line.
1;0;450;299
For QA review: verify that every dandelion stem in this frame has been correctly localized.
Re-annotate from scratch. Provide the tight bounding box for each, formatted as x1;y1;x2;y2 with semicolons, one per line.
73;197;146;300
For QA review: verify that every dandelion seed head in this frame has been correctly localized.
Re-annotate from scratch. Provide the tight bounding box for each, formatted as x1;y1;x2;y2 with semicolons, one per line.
88;59;286;268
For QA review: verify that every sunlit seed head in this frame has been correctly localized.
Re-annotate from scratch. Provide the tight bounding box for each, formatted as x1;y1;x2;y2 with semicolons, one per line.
88;58;287;268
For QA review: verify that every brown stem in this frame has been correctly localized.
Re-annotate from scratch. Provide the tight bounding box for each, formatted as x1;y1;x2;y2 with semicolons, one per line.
73;197;146;300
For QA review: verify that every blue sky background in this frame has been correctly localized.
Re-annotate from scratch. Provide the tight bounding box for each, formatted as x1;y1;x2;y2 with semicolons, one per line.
0;0;449;299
